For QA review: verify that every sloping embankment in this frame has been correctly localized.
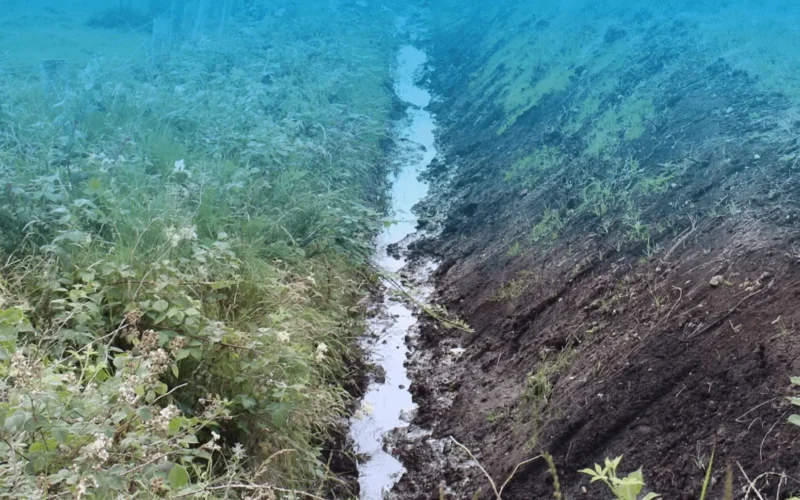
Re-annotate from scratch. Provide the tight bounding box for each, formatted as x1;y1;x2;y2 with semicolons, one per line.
395;1;800;498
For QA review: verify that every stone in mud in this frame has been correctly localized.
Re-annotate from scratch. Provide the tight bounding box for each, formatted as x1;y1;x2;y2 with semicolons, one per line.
399;408;416;422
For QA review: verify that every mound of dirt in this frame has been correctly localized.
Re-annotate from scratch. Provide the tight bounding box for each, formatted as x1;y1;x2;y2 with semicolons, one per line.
393;2;800;499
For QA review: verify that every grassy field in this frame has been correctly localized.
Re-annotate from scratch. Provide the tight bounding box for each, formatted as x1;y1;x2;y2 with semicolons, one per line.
0;1;395;497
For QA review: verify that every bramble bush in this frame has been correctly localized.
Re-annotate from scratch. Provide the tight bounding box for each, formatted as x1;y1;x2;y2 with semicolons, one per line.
0;1;395;496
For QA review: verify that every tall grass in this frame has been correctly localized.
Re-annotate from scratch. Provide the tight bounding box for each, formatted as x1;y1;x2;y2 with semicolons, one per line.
0;2;395;497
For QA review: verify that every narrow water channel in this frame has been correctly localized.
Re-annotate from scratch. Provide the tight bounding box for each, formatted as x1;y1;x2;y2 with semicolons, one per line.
348;43;436;499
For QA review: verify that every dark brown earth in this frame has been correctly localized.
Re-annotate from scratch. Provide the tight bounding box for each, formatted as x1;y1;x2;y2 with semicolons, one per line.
391;5;800;500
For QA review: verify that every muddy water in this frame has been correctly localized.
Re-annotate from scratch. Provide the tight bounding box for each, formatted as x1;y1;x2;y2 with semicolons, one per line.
348;44;436;499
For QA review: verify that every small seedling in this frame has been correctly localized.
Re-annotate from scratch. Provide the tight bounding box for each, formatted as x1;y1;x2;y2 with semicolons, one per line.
580;456;660;500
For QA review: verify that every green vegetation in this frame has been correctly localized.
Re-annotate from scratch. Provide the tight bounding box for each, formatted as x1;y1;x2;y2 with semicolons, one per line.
530;209;565;247
502;146;565;190
497;66;573;134
507;241;523;258
491;271;536;302
580;456;660;500
586;97;655;157
485;410;507;423
0;3;394;497
501;151;684;258
791;376;800;427
521;346;574;450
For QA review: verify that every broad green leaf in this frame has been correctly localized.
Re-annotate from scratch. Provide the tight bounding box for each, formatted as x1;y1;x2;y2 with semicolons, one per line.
51;426;70;444
29;439;58;454
168;418;183;436
184;307;201;317
270;402;292;428
137;407;154;422
239;396;256;410
641;493;661;500
5;410;29;431
152;300;169;313
613;469;644;500
789;414;800;427
791;377;800;386
112;410;128;423
168;464;190;490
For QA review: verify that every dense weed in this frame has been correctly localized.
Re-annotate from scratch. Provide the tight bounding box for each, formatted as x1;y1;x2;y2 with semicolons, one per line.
0;2;394;497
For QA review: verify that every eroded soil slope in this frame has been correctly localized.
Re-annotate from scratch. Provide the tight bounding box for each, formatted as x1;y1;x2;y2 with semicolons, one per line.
396;1;800;498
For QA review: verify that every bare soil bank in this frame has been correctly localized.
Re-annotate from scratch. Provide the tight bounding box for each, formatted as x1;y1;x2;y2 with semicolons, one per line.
393;3;800;499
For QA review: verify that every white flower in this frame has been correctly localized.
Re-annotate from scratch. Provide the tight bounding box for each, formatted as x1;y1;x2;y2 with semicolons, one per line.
201;431;222;452
232;443;246;460
160;404;180;420
83;433;111;462
165;224;198;247
63;372;80;394
150;404;181;432
275;331;290;343
118;375;140;404
173;158;186;172
315;343;328;363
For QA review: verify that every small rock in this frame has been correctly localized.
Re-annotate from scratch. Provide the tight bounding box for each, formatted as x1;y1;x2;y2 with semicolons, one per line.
399;408;416;422
709;275;725;287
754;153;761;160
519;188;529;197
767;190;779;201
726;106;734;114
